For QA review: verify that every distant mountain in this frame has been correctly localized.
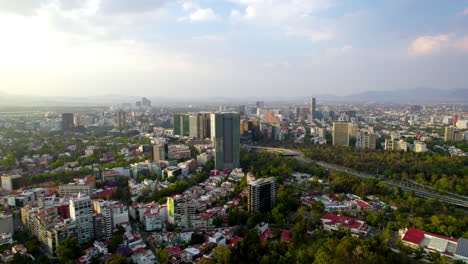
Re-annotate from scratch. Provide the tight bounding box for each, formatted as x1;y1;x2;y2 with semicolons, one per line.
0;88;466;107
333;88;468;104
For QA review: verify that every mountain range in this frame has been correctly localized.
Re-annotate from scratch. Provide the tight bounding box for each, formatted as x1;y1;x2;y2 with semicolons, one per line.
0;88;466;107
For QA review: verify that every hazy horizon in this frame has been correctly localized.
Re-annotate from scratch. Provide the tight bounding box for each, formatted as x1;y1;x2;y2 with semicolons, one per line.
0;0;467;97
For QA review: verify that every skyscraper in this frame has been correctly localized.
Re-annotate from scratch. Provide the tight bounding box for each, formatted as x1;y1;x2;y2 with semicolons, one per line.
187;113;211;139
69;196;94;244
211;112;240;170
333;122;350;146
173;114;190;137
116;111;126;129
444;126;455;142
310;97;316;121
62;113;74;131
356;131;376;149
248;177;277;213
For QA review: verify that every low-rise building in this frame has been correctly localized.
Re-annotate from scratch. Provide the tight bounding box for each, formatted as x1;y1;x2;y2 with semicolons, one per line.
321;214;369;237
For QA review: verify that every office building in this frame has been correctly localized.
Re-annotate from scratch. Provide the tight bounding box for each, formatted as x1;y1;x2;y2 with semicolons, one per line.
174;114;190;137
444;126;455;142
211;113;240;170
310;97;316;121
116;111;126;129
333;122;350;146
152;144;168;162
248;177;277;213
1;174;26;191
356;132;376;149
62;113;74;131
69;196;94;244
188;113;211;139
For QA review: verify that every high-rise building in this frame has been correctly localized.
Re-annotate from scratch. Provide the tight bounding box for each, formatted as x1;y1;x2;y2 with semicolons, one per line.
62;113;74;131
142;97;151;107
211;113;240;170
332;122;350;146
452;114;458;126
1;174;26;191
187;113;211;139
173;114;190;137
310;97;316;121
69;196;94;244
248;177;277;213
348;123;359;138
356;132;376;149
152;144;168;162
444;126;455;142
167;195;195;229
116;111;126;129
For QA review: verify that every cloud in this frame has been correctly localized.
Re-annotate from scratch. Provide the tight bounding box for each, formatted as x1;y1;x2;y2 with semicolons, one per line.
188;8;219;22
229;0;333;41
408;34;468;55
461;8;468;16
192;34;225;41
182;1;199;10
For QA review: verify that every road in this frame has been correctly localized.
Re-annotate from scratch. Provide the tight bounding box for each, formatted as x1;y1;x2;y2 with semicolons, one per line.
249;146;468;209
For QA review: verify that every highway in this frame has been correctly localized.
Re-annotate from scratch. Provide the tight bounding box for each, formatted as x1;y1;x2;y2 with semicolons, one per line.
248;146;468;209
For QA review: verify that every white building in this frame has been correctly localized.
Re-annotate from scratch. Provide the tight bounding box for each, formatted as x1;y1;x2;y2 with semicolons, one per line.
70;196;95;244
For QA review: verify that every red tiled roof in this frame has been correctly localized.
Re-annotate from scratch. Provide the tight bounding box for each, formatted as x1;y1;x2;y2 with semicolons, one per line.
401;228;425;245
356;200;372;208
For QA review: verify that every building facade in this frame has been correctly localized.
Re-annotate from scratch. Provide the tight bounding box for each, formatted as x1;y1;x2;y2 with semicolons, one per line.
210;112;240;170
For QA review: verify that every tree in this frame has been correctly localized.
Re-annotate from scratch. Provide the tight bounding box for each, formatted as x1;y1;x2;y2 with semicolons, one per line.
109;233;124;253
213;245;231;264
6;253;32;264
156;248;170;264
213;217;223;228
56;238;82;264
105;254;127;264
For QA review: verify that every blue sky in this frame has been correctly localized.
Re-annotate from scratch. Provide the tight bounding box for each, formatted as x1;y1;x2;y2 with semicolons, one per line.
0;0;467;97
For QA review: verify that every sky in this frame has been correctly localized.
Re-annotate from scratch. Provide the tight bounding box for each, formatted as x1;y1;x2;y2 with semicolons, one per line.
0;0;467;98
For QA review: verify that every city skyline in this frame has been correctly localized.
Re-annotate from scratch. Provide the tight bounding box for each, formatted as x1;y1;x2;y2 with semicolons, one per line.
0;0;467;98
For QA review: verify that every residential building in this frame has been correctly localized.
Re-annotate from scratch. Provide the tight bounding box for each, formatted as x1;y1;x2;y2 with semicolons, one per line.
210;112;240;170
321;214;369;237
356;132;376;149
59;183;94;197
414;141;427;152
248;177;277;213
333;122;350;146
70;196;94;244
0;212;13;234
445;126;455;142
